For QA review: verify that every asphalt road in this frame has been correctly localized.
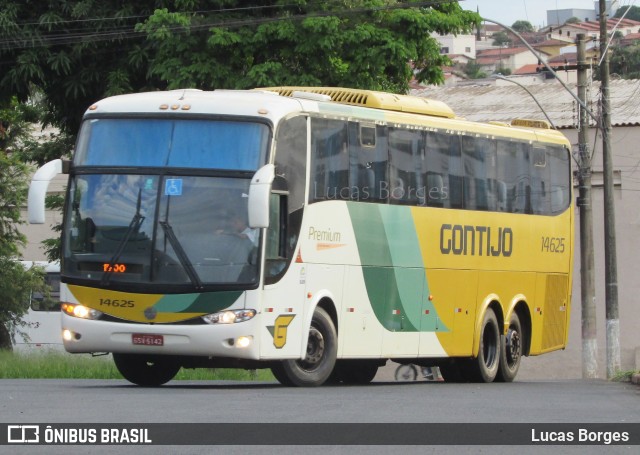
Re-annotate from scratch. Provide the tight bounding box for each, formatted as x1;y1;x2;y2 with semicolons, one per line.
1;377;638;454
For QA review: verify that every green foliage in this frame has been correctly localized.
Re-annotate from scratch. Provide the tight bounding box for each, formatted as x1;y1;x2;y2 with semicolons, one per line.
610;43;640;79
1;1;480;136
492;31;512;47
565;17;580;24
463;60;486;79
511;20;533;33
0;350;275;381
615;5;640;22
0;99;60;349
610;369;639;382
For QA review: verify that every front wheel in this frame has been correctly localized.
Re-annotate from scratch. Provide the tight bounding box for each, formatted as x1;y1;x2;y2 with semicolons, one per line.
271;307;337;387
496;312;523;382
113;353;181;387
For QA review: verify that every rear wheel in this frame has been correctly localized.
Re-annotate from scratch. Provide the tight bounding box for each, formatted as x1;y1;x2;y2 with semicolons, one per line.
271;307;337;387
113;353;181;387
466;308;500;383
496;312;523;382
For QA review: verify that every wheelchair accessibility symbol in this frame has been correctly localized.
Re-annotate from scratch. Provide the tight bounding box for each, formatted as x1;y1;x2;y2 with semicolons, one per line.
165;179;183;196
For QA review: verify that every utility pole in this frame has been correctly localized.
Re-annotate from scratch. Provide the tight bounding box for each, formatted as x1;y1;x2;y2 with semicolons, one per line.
599;0;620;378
576;34;598;378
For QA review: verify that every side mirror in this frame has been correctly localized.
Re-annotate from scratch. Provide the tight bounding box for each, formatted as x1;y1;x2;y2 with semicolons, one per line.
28;159;64;224
248;164;275;228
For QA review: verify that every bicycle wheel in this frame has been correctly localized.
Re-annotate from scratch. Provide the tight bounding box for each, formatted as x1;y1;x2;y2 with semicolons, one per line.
394;364;418;381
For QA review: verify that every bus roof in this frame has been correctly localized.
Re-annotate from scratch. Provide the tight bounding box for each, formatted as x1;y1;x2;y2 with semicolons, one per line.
85;88;570;147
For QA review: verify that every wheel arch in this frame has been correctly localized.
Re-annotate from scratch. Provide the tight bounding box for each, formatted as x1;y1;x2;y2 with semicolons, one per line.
299;292;338;360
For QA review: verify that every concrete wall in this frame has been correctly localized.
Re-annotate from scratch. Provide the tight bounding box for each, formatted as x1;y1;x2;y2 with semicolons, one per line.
519;125;640;379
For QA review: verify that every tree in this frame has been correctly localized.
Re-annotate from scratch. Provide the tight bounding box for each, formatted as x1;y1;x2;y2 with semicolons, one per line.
0;0;480;136
511;20;533;33
463;60;486;79
0;99;49;350
610;43;640;79
615;5;640;22
492;31;512;47
565;17;580;24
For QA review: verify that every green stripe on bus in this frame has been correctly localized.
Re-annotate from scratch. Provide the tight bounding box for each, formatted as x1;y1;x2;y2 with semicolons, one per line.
153;290;242;314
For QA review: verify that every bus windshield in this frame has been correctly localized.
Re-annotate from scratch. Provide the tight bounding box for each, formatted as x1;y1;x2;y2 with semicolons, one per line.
63;117;269;290
64;174;259;289
74;118;269;170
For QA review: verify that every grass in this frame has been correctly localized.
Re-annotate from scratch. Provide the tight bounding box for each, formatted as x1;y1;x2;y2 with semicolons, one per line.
0;350;274;381
611;369;640;383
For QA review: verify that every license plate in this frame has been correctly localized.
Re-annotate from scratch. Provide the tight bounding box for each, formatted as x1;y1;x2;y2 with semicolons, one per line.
132;334;164;346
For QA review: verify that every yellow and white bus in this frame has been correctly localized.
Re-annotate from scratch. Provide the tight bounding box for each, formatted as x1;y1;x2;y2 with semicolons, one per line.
28;87;573;386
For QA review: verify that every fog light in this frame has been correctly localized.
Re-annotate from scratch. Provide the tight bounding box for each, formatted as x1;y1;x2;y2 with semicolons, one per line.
62;329;74;341
236;336;252;348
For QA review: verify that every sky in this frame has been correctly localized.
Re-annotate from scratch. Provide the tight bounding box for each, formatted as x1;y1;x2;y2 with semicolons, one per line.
460;0;616;28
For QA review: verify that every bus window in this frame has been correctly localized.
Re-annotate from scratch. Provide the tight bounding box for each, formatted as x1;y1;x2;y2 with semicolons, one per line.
310;118;349;201
424;132;456;208
347;122;388;203
530;146;550;215
548;146;571;214
462;136;497;211
497;140;531;214
389;128;424;205
30;272;61;312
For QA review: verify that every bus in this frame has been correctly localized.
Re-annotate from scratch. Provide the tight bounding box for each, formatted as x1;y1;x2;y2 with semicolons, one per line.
14;261;62;350
27;86;573;386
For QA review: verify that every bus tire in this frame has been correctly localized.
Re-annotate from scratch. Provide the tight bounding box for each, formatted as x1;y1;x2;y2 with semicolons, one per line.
272;307;337;387
270;363;295;386
113;353;181;387
496;312;523;382
467;308;500;383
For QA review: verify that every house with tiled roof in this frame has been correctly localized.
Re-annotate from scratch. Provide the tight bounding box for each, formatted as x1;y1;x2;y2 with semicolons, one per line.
532;39;574;58
548;18;640;42
475;47;550;74
620;32;640;47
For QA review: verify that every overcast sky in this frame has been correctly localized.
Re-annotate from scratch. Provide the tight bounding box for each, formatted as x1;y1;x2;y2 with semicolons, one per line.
460;0;613;28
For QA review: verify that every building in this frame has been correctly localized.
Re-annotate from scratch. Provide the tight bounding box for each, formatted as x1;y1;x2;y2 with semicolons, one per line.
475;47;550;74
412;79;640;378
546;2;618;27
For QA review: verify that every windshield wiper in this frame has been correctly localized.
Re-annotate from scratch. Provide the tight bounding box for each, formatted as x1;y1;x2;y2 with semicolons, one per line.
101;189;145;286
158;220;203;290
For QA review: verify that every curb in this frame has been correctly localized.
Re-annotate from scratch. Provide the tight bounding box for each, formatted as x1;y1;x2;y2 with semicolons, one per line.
632;373;640;385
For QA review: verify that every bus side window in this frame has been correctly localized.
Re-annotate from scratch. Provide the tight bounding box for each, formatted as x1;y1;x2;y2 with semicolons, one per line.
265;192;288;280
31;272;61;312
388;128;423;205
424;132;453;208
310;118;348;202
347;122;388;202
548;145;571;214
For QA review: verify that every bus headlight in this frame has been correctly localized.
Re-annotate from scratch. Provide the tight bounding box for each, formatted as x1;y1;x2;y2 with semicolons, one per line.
61;303;103;320
202;309;256;324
